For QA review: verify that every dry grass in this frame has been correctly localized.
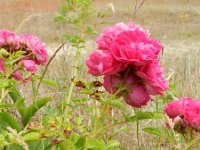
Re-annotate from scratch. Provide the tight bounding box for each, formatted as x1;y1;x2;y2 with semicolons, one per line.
1;0;200;149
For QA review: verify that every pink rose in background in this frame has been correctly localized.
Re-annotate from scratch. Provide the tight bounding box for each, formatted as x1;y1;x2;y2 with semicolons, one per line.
183;102;200;130
0;29;48;82
103;75;122;93
136;60;168;95
124;85;150;108
20;34;48;65
165;98;200;132
86;51;125;76
0;29;20;50
164;97;193;119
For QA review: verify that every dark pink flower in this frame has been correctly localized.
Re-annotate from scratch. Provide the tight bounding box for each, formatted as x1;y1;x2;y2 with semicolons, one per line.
123;85;150;108
86;51;125;76
22;60;37;74
103;75;122;93
20;34;48;65
136;60;168;95
183;101;200;130
164;97;193;119
165;98;200;131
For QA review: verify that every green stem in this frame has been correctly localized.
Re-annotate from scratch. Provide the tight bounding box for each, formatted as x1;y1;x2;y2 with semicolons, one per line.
136;120;140;150
64;48;80;115
65;52;79;105
134;108;141;150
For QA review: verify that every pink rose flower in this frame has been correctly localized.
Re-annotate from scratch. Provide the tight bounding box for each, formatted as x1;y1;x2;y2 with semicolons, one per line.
164;97;193;119
20;34;48;65
0;29;20;50
165;98;200;131
183;101;200;130
86;22;168;108
123;85;150;108
86;51;125;76
136;60;168;95
22;60;37;74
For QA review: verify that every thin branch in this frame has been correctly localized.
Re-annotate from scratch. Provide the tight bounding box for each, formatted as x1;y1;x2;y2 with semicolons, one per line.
133;0;146;18
37;42;68;90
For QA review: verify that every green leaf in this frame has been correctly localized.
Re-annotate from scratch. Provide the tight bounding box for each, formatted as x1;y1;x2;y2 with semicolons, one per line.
87;139;105;150
75;136;85;149
163;128;174;142
22;96;52;126
23;132;40;141
9;88;26;117
101;99;126;110
143;127;163;137
0;82;9;89
0;48;10;58
105;140;120;150
41;78;58;87
0;104;15;109
0;112;21;132
14;51;26;58
127;111;162;122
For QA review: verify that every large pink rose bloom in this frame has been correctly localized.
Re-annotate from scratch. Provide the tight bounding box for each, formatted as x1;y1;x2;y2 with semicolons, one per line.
164;98;193;119
0;29;20;49
183;101;200;130
136;60;168;95
124;85;150;108
20;34;48;65
86;51;125;76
